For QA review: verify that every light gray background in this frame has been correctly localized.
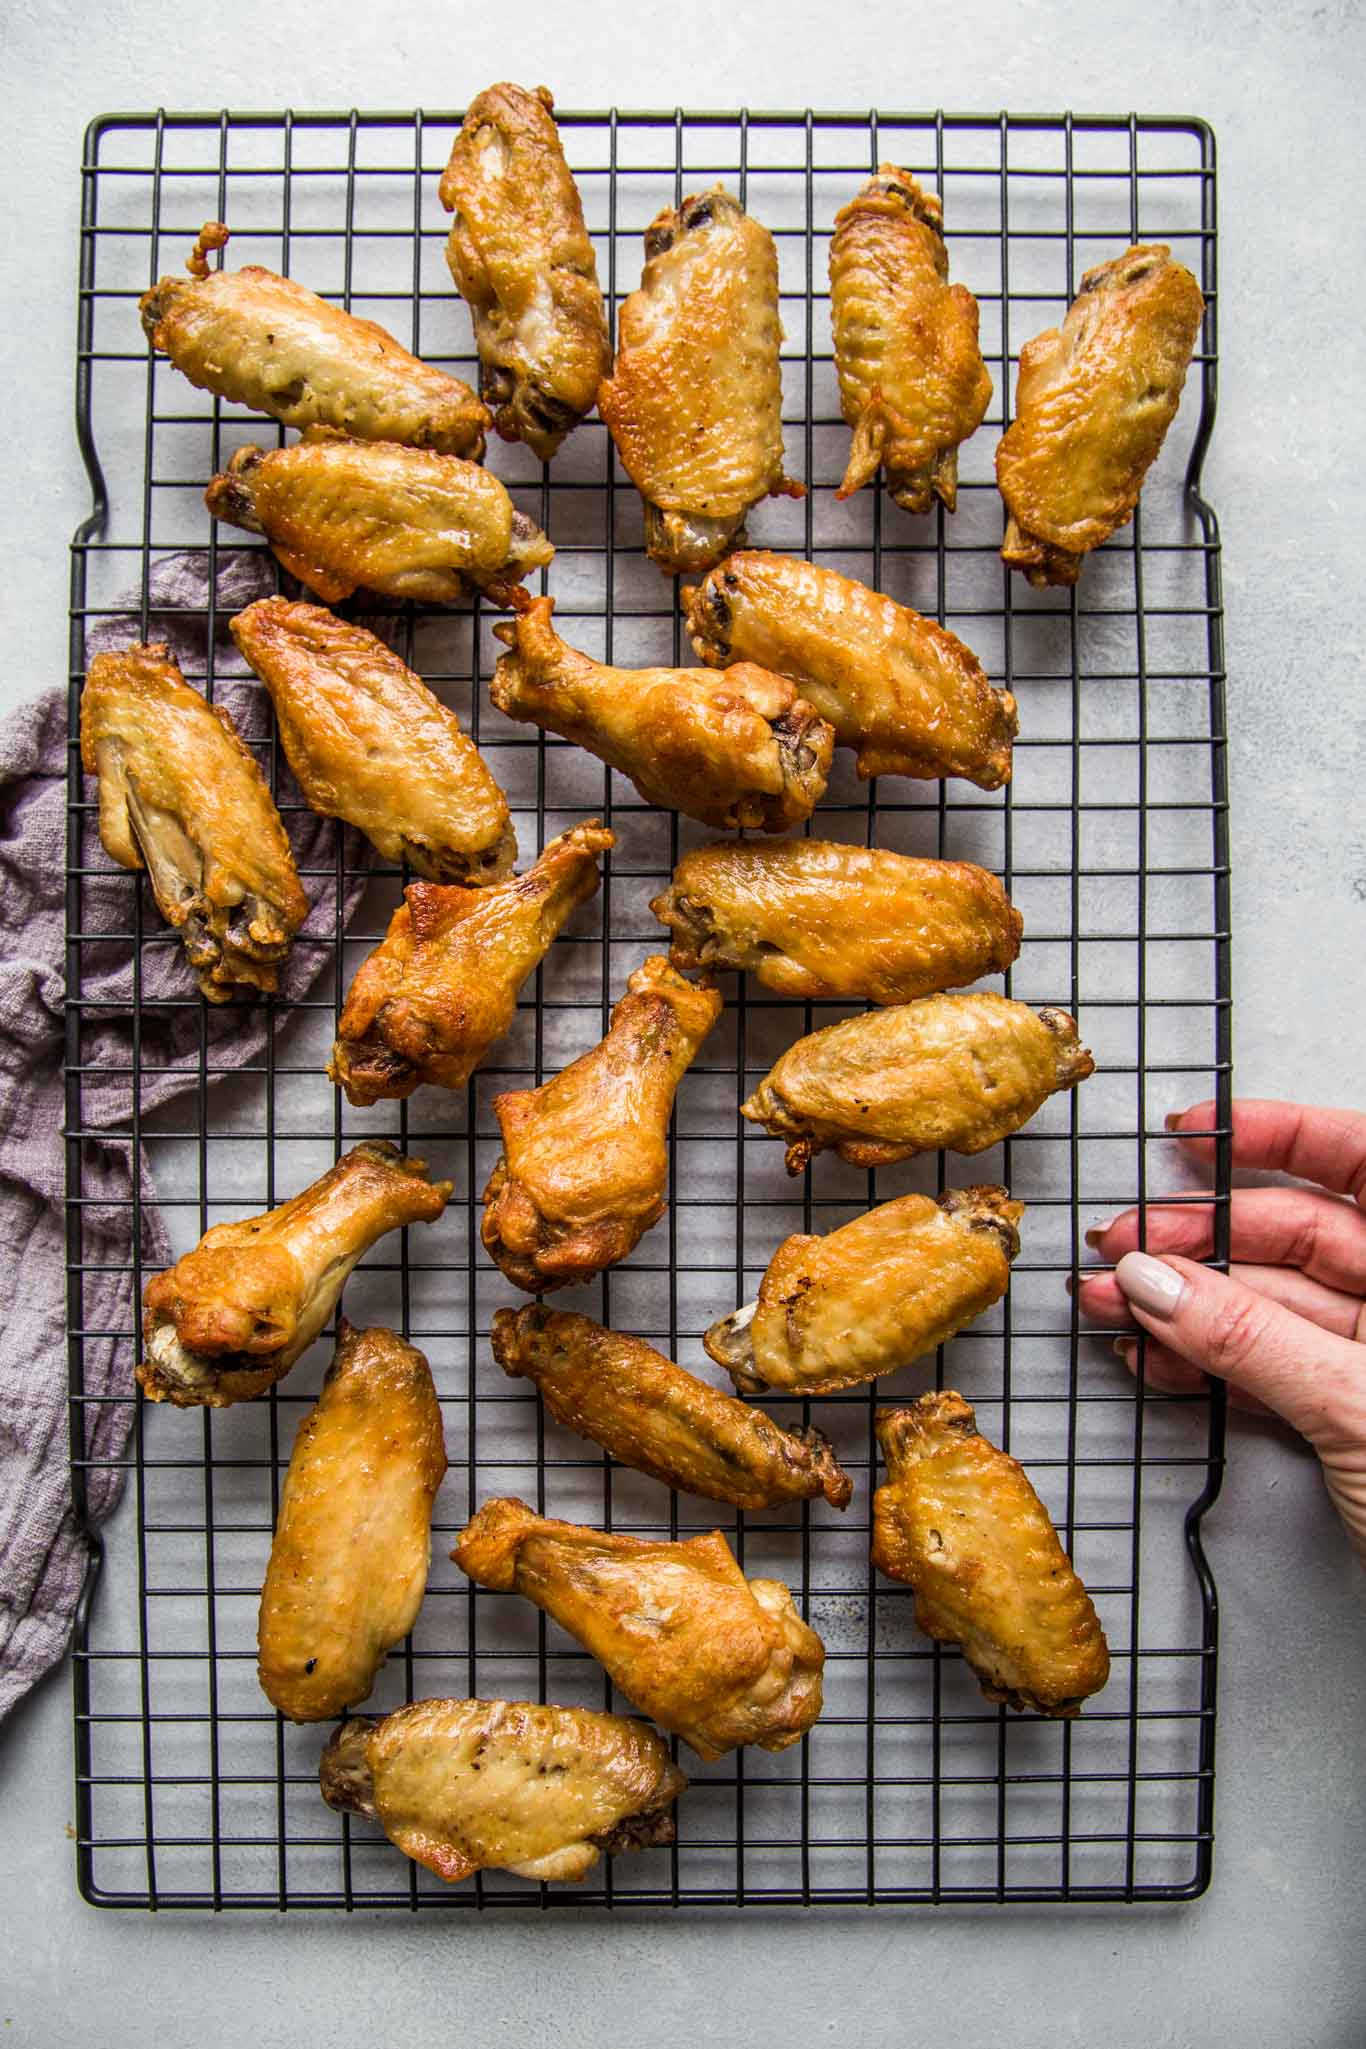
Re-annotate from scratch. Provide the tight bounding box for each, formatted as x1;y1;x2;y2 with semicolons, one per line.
2;2;1364;2043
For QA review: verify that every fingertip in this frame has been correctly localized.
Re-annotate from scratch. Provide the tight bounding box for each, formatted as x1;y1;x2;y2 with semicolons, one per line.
1084;1226;1106;1250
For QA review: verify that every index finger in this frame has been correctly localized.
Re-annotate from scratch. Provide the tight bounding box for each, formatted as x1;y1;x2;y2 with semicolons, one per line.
1167;1099;1366;1209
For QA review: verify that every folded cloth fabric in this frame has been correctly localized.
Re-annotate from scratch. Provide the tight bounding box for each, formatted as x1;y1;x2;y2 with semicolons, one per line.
0;549;369;1719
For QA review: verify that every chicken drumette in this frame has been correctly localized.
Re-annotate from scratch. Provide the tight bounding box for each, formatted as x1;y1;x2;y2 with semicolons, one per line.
482;957;721;1292
453;1499;824;1760
329;820;613;1106
258;1323;447;1721
872;1393;1111;1715
493;1305;852;1511
140;1142;451;1407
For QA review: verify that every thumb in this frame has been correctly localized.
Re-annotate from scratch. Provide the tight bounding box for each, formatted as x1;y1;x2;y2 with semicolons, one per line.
1113;1250;1366;1447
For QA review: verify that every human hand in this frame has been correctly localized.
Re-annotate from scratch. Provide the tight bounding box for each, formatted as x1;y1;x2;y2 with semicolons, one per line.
1076;1099;1366;1564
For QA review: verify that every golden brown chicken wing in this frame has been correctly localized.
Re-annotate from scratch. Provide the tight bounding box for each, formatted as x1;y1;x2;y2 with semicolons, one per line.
453;1499;824;1760
140;222;488;456
996;243;1205;588
481;957;721;1291
684;552;1015;787
705;1186;1023;1398
438;84;611;460
741;993;1094;1173
320;1698;686;1884
231;598;515;884
205;437;553;606
598;189;802;573
329;820;613;1106
650;838;1021;1004
257;1323;446;1721
140;1142;451;1408
829;167;991;513
490;597;831;833
493;1305;852;1510
872;1393;1110;1715
80;642;308;1002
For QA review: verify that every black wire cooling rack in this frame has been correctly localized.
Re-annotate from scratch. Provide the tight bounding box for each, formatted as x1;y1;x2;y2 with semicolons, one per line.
65;106;1230;1910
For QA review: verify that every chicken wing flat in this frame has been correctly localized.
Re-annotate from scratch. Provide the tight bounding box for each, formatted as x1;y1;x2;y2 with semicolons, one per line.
490;597;831;833
81;642;308;1002
705;1186;1023;1398
684;552;1015;788
140;1142;451;1408
651;838;1021;1005
438;84;611;461
493;1305;852;1511
597;189;802;574
482;957;721;1291
830;167;991;514
872;1393;1110;1715
453;1499;824;1760
232;598;514;884
742;993;1094;1173
996;243;1205;588
258;1323;446;1721
320;1699;686;1884
141;222;488;456
205;437;553;606
329;820;613;1106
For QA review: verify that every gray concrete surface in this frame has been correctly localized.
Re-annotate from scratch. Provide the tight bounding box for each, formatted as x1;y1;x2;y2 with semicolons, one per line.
2;2;1365;2044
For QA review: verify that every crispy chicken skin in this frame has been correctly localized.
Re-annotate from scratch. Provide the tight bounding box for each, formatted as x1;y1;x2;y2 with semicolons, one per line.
742;993;1094;1173
231;599;515;884
257;1323;447;1721
438;84;611;461
204;437;553;606
997;243;1205;588
830;167;991;513
453;1499;825;1760
481;958;721;1291
320;1699;686;1884
329;820;614;1106
139;1142;452;1408
705;1187;1024;1399
684;552;1015;788
493;1305;852;1511
140;222;488;456
651;838;1021;1005
598;188;803;573
490;598;831;833
80;642;308;1002
872;1394;1110;1715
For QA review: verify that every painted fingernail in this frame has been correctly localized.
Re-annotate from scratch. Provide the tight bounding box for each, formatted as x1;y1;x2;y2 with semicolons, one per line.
1114;1250;1186;1320
1164;1110;1186;1133
1084;1226;1106;1250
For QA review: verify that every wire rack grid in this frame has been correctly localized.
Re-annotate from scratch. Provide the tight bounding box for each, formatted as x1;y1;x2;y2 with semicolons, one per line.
65;104;1229;1910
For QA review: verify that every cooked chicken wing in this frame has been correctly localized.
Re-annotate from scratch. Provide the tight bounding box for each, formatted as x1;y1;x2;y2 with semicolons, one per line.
493;1305;852;1511
205;437;553;606
742;993;1094;1173
329;820;613;1106
651;838;1021;1004
705;1186;1023;1398
482;957;721;1291
490;597;831;832
997;243;1205;588
598;189;802;573
830;167;991;513
453;1499;824;1760
320;1698;686;1884
872;1393;1110;1714
438;84;611;460
140;1142;451;1407
80;642;308;1002
258;1323;446;1721
231;598;514;884
684;551;1015;787
140;222;488;456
